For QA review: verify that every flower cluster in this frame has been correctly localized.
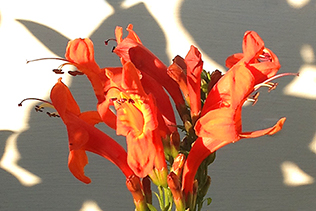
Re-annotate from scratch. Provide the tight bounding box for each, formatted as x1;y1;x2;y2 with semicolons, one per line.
19;24;296;211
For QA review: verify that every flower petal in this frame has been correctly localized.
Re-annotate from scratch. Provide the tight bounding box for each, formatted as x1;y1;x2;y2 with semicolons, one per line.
242;31;265;63
65;38;95;64
65;38;106;103
195;108;238;142
79;111;103;126
185;45;203;119
113;27;185;110
50;78;80;121
182;137;227;194
68;149;91;184
239;117;286;138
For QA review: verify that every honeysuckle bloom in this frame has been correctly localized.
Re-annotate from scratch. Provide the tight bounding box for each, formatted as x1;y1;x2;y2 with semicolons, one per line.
65;38;117;129
113;24;186;114
182;31;286;195
105;61;167;179
50;78;134;183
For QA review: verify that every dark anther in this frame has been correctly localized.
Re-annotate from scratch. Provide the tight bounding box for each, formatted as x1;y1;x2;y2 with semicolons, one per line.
68;70;84;76
46;112;60;118
128;99;135;104
111;46;116;52
18;103;22;107
35;105;44;112
268;82;278;92
120;98;127;103
250;92;260;106
53;69;64;74
110;98;118;102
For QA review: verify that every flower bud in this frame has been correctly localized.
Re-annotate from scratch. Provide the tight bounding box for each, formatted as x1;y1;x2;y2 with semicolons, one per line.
170;153;186;178
170;131;180;158
126;175;148;211
142;176;152;204
167;172;185;211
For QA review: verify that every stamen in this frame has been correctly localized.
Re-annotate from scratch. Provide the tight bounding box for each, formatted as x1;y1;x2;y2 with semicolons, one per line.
254;72;299;91
68;70;84;76
18;98;59;118
104;38;117;46
128;99;135;104
46;112;60;118
247;92;260;106
35;105;44;112
26;57;69;64
53;69;64;74
18;98;52;107
27;57;82;76
267;82;278;92
110;97;118;102
254;82;277;91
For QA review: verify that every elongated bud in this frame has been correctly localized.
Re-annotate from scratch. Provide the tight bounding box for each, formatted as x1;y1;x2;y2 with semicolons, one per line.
167;172;185;211
126;175;148;211
208;69;223;92
142;176;152;204
170;153;186;178
192;180;198;210
170;131;180;158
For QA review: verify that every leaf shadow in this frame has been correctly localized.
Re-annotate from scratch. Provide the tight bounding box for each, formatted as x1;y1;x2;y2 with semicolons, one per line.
17;19;69;58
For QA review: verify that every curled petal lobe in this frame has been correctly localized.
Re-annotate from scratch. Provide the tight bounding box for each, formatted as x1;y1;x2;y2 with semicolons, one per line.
66;38;94;64
50;78;80;120
115;26;123;44
126;24;142;44
225;53;243;68
239;117;286;138
242;31;265;63
68;149;91;184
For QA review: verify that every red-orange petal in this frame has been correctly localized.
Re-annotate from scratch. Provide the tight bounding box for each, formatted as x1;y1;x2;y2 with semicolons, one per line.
65;38;95;64
185;45;203;118
68;149;91;184
239;117;286;139
242;31;264;63
50;78;80;121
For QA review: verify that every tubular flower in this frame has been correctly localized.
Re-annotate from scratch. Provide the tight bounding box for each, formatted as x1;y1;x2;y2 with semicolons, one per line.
182;31;286;194
50;78;134;183
105;62;167;178
113;24;185;113
64;38;117;129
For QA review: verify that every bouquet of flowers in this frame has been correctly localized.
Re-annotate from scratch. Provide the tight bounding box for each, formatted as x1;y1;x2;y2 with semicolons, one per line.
19;24;296;211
